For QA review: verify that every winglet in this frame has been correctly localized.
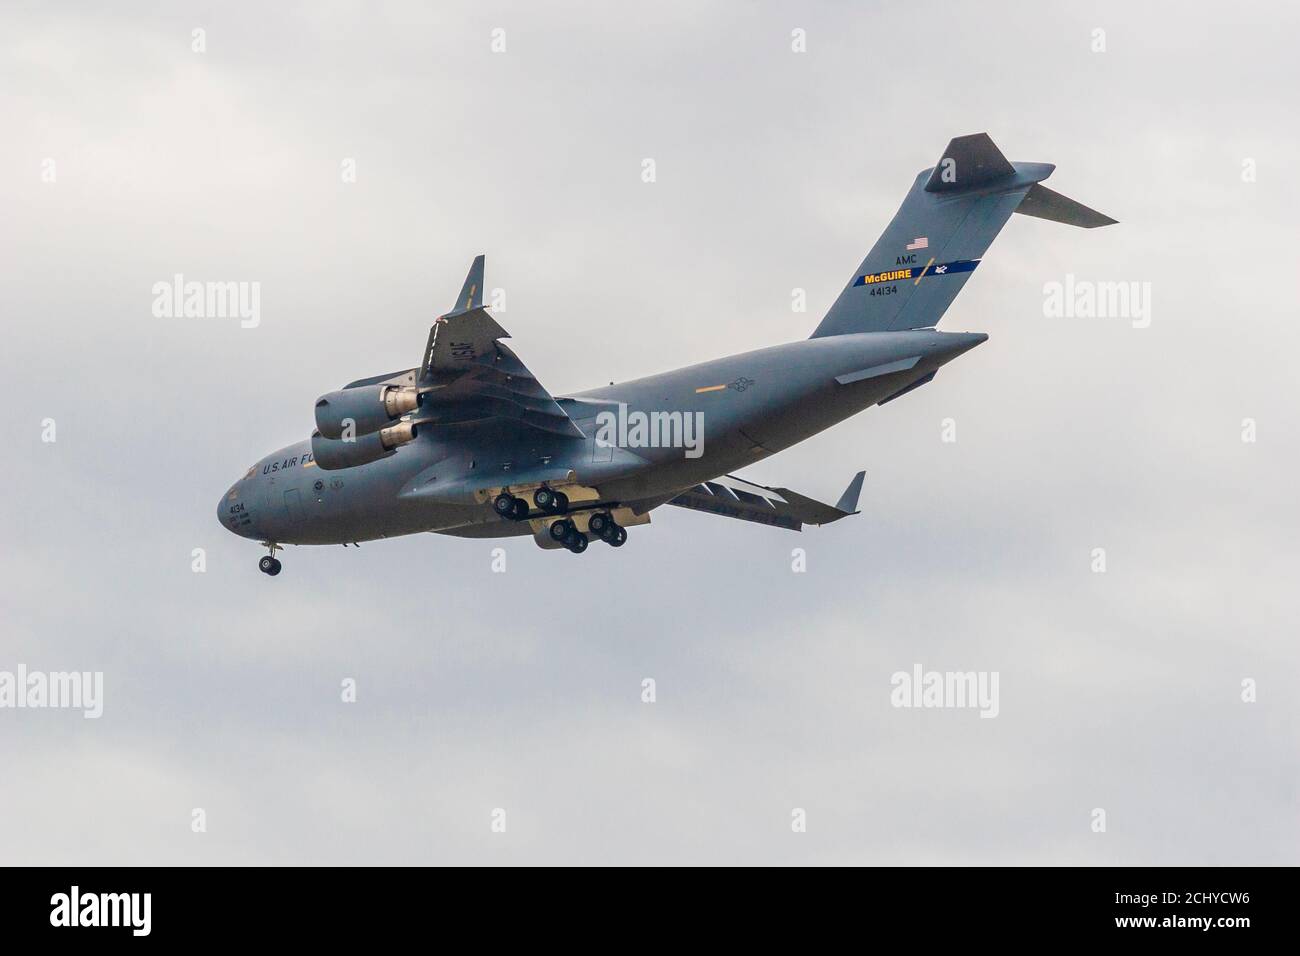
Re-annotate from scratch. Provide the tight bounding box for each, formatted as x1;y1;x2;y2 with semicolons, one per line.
450;254;486;314
835;470;866;515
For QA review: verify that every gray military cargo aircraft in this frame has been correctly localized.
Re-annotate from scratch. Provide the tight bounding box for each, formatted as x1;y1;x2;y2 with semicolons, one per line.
219;133;1114;574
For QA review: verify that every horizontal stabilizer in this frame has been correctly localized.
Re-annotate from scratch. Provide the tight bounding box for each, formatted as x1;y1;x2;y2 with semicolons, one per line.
1015;183;1117;228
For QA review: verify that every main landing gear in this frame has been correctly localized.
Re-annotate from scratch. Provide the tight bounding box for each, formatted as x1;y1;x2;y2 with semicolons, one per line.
548;512;626;553
496;489;628;553
532;486;569;514
587;511;628;547
258;542;283;576
494;488;569;521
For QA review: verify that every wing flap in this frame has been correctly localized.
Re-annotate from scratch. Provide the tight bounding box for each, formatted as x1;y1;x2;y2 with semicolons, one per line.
412;258;585;439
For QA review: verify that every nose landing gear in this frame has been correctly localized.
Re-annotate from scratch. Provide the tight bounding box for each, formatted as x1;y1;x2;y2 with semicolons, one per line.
258;542;283;576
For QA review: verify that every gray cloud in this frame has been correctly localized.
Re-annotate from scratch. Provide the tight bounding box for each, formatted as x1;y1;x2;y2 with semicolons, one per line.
1;0;1297;864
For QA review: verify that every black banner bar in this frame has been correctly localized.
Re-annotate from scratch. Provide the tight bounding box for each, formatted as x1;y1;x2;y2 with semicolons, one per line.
0;865;1287;942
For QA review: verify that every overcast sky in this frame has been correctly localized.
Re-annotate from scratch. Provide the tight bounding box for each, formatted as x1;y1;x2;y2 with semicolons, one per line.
2;0;1297;865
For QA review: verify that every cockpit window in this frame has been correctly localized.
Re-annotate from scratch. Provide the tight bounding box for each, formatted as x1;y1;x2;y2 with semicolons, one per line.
243;466;256;480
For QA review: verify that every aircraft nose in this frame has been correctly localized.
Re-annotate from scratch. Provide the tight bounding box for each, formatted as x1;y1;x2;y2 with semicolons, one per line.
216;489;235;531
217;484;256;538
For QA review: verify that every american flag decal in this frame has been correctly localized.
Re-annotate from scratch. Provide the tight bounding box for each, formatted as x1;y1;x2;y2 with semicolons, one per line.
906;237;928;250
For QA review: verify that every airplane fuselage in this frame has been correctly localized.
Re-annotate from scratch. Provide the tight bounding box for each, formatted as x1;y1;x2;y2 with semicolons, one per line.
218;329;984;546
218;133;1112;570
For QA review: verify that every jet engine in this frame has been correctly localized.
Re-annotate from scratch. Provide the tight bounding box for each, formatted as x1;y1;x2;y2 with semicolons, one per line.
314;384;419;440
310;421;418;471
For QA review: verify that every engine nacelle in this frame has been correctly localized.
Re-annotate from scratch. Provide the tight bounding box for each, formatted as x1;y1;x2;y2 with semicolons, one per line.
310;421;418;471
314;384;419;440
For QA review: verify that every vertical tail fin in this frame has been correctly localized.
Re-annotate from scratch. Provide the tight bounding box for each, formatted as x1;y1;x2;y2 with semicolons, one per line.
811;134;1115;338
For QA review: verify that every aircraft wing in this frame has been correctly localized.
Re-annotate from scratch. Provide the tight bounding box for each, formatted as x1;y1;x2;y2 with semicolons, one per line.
411;256;584;439
667;471;864;531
